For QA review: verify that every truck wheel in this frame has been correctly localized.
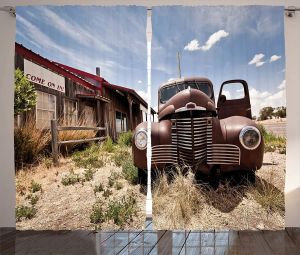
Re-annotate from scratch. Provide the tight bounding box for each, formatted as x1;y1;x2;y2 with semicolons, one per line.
243;170;256;184
138;168;147;186
194;171;219;188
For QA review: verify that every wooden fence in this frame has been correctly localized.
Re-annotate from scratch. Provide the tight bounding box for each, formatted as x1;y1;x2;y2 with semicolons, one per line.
51;119;108;166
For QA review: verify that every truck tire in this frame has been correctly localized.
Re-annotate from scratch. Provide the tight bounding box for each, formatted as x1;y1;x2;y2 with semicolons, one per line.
243;170;256;184
138;168;147;186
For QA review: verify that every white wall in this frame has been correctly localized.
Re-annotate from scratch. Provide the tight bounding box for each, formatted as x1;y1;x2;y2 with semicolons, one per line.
0;10;16;228
284;10;300;227
1;0;300;228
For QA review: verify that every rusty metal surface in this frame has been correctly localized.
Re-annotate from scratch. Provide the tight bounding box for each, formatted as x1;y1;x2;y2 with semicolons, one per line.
133;77;264;174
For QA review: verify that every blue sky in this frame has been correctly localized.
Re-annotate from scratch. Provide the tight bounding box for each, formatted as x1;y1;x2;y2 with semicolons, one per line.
16;5;285;116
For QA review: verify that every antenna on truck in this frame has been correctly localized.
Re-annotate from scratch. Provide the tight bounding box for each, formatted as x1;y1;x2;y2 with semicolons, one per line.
177;51;182;78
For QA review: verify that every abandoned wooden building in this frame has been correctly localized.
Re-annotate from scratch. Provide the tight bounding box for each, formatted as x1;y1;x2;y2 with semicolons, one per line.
15;43;155;140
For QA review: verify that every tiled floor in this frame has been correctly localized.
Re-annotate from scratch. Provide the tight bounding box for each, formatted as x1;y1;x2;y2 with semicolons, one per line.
1;227;300;254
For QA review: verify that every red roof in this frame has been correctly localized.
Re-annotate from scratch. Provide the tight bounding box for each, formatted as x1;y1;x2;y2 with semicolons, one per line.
55;62;134;93
15;43;100;92
55;62;105;83
56;62;155;114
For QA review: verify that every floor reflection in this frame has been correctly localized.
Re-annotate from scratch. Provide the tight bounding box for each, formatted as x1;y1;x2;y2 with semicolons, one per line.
1;228;300;255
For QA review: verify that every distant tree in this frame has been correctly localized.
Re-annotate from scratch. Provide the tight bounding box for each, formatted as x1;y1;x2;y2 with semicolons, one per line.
14;68;37;116
273;106;286;118
259;106;274;121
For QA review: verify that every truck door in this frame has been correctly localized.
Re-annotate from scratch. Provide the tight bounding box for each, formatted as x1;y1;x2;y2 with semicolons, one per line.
217;79;252;119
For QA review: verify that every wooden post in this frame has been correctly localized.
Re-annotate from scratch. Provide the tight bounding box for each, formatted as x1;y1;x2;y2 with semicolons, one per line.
51;119;59;167
105;122;109;138
127;94;133;131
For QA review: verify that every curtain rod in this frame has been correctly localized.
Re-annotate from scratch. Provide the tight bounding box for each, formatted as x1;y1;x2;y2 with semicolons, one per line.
0;6;16;17
285;6;300;17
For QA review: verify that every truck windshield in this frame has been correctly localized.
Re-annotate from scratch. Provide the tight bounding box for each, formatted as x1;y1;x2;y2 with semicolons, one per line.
160;82;212;104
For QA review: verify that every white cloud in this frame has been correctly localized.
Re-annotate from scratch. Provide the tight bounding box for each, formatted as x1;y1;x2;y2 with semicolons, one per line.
168;78;175;82
39;7;113;53
137;80;142;84
137;90;148;101
248;53;265;67
184;30;229;52
17;14;130;82
184;39;200;51
278;79;286;90
201;30;229;51
249;79;286;116
270;55;281;63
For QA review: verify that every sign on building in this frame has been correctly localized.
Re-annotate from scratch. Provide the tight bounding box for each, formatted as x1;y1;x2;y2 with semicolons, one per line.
24;59;65;93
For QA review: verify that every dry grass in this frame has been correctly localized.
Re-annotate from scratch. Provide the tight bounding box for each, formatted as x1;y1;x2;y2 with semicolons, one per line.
248;171;284;215
58;117;97;153
14;118;51;168
153;170;204;229
153;154;285;230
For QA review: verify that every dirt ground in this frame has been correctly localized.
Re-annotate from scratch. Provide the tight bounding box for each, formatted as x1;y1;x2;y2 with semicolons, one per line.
16;151;285;231
16;157;146;230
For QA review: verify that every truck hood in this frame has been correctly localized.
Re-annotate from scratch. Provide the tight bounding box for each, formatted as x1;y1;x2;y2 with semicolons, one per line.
158;88;216;120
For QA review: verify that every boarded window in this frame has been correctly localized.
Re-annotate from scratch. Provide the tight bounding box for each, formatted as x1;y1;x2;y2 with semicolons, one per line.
83;105;96;126
116;111;127;134
36;91;56;129
64;99;78;125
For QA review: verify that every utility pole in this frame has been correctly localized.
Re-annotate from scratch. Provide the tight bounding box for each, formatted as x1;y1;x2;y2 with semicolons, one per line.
177;51;181;78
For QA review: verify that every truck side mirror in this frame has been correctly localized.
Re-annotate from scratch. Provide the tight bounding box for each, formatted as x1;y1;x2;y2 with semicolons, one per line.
218;94;227;105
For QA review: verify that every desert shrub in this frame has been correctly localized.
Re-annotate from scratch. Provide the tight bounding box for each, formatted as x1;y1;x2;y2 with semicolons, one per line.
106;195;138;227
26;194;39;206
94;183;104;194
43;157;53;169
16;184;26;196
108;177;114;188
83;168;95;182
101;137;115;153
108;171;121;188
90;194;138;228
258;124;286;153
16;205;37;222
30;180;42;193
103;188;113;199
14;118;51;169
72;145;104;169
115;182;123;190
122;160;138;184
61;170;81;186
117;131;133;147
90;200;106;225
112;148;131;167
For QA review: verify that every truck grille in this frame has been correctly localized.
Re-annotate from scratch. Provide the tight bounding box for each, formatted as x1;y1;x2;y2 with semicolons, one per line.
207;144;240;165
171;117;212;165
151;116;240;166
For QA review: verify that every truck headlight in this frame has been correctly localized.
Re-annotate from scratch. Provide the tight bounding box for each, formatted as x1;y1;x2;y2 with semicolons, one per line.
239;126;261;150
134;129;147;150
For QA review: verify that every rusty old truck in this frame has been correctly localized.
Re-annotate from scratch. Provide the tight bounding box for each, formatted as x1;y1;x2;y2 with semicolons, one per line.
132;77;264;183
